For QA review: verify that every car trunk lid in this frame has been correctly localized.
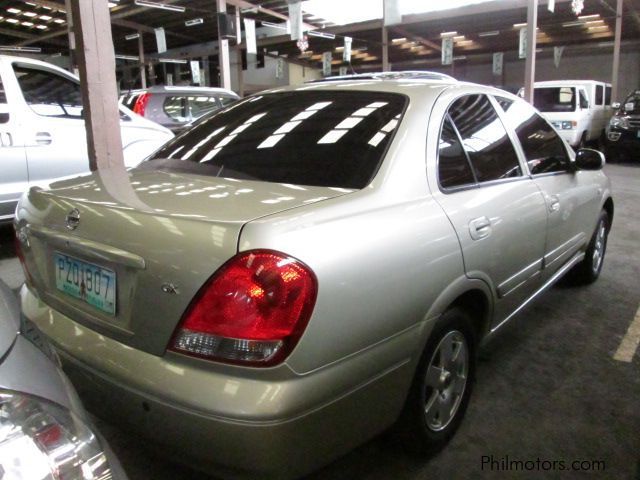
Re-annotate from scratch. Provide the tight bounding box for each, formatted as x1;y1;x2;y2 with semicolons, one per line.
17;168;350;356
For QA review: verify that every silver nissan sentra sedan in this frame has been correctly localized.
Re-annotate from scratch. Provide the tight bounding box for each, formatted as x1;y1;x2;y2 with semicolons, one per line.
14;73;613;479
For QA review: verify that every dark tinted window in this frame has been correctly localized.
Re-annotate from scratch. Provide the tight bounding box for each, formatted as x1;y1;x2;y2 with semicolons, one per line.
14;63;82;118
438;116;475;189
579;90;589;109
605;86;612;105
497;97;570;174
595;85;604;105
148;91;406;189
448;95;521;183
533;87;575;112
0;75;7;124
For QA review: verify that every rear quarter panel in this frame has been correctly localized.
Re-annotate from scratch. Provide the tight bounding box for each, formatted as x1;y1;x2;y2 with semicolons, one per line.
238;89;468;375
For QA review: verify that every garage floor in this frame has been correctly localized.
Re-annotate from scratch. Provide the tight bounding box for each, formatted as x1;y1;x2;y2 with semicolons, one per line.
1;164;638;479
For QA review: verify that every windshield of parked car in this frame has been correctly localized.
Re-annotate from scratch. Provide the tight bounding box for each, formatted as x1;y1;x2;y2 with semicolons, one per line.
533;87;576;112
145;91;407;189
622;91;640;113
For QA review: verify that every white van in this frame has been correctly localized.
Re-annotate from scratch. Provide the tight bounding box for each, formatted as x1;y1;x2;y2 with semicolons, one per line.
519;80;612;148
0;55;173;222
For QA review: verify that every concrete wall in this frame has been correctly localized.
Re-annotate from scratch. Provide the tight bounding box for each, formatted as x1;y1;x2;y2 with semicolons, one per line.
229;49;322;93
427;47;640;101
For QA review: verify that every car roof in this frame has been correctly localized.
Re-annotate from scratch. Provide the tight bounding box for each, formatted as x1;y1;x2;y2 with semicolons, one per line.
309;71;456;83
122;85;239;97
533;80;611;87
0;54;78;80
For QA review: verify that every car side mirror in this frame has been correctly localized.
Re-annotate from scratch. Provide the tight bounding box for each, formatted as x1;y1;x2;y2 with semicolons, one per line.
575;148;604;170
611;102;621;109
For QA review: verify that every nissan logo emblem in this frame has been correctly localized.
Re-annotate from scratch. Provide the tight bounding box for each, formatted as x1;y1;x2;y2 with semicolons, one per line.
65;208;81;230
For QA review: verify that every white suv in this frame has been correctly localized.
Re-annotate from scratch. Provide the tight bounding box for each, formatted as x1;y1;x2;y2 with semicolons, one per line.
0;55;173;222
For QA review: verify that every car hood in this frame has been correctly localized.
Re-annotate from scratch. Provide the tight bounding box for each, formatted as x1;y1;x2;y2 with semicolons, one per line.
0;280;20;360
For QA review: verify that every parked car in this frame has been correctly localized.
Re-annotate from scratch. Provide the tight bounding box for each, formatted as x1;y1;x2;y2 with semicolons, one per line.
0;55;173;223
519;80;612;148
14;75;613;479
605;89;640;162
0;278;126;479
119;85;240;133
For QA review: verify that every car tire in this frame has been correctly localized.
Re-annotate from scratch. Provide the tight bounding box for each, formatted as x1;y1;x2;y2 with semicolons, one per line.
605;146;620;163
395;307;476;455
568;210;610;285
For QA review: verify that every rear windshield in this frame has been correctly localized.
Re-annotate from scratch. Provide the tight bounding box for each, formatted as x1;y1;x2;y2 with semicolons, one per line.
146;91;407;189
533;87;576;112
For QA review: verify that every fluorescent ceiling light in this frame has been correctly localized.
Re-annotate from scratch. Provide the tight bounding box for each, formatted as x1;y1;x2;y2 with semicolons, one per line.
23;11;37;17
578;14;600;20
115;54;139;61
36;24;47;29
39;15;52;20
134;1;185;13
158;58;187;63
185;18;203;26
478;30;499;36
6;18;19;24
440;31;457;37
125;32;140;40
307;30;335;39
562;20;584;27
261;20;287;30
513;23;527;28
0;45;41;53
7;8;21;14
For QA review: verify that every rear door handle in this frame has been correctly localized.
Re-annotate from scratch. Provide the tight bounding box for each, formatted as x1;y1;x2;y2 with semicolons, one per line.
549;195;560;213
35;131;52;145
469;216;491;240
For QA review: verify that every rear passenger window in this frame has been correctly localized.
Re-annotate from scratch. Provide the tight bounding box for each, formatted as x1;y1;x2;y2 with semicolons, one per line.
14;63;83;118
595;85;603;105
497;97;571;174
0;75;6;104
189;96;220;120
605;86;612;105
448;95;522;183
164;96;188;122
438;116;475;189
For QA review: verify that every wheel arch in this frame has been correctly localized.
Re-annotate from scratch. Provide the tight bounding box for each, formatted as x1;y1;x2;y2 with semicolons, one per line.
424;277;494;346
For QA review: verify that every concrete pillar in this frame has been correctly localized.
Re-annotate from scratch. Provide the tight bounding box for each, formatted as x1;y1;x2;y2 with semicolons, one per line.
138;33;147;89
381;26;389;72
611;0;623;103
201;56;210;86
523;0;538;104
69;0;124;171
235;6;244;96
64;0;76;74
217;0;231;89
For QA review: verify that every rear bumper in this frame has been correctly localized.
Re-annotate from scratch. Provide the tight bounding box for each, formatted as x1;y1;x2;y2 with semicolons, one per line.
20;284;418;479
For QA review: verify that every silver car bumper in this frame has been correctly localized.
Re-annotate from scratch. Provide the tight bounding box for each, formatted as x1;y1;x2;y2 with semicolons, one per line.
21;284;421;479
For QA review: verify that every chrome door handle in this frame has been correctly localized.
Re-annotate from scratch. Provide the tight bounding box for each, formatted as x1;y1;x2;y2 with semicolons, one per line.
469;216;491;240
35;131;52;145
549;195;560;212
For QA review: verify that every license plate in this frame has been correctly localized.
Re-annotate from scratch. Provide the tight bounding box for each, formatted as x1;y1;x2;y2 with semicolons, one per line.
54;252;116;315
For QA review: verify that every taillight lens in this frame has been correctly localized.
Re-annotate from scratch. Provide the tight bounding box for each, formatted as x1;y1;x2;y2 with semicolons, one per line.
170;250;317;366
133;92;150;116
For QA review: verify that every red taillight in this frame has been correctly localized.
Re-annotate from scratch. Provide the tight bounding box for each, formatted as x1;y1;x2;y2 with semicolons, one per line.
132;92;150;116
170;250;317;366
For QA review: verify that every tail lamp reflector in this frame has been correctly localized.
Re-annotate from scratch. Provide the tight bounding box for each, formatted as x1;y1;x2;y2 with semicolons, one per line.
170;250;317;366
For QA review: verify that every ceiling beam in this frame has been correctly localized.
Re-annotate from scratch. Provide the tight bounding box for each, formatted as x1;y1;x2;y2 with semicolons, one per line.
13;0;195;46
391;26;441;51
226;0;317;30
0;27;43;41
